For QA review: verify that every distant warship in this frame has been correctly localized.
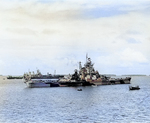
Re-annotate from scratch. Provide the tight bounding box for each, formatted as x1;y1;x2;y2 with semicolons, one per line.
23;69;62;88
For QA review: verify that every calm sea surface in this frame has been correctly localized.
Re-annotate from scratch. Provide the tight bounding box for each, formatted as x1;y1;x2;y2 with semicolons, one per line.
0;76;150;123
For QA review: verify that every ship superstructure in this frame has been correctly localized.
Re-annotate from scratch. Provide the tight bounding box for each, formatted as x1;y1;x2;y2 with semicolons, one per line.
58;55;131;86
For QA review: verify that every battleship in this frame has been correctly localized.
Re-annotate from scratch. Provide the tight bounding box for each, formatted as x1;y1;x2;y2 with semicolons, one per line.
23;55;131;88
58;55;131;86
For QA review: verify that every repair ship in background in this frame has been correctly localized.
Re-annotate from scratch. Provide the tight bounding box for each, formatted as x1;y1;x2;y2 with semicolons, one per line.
23;55;131;88
58;55;131;86
23;70;62;88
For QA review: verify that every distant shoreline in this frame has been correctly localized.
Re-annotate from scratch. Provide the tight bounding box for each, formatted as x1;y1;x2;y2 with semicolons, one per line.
122;75;147;76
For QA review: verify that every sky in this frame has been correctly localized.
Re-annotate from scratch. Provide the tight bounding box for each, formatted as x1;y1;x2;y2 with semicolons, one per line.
0;0;150;75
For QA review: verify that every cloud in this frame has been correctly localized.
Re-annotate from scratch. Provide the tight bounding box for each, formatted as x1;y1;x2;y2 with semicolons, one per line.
126;38;140;44
120;48;148;63
96;48;148;73
0;0;150;75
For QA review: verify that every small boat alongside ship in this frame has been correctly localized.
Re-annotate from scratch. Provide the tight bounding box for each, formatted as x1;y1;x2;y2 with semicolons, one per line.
23;55;131;88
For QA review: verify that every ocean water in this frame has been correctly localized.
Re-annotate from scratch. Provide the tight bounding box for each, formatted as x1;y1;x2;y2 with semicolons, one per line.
0;76;150;123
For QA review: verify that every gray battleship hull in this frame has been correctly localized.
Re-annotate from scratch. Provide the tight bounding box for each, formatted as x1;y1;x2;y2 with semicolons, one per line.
92;77;131;85
58;77;131;87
